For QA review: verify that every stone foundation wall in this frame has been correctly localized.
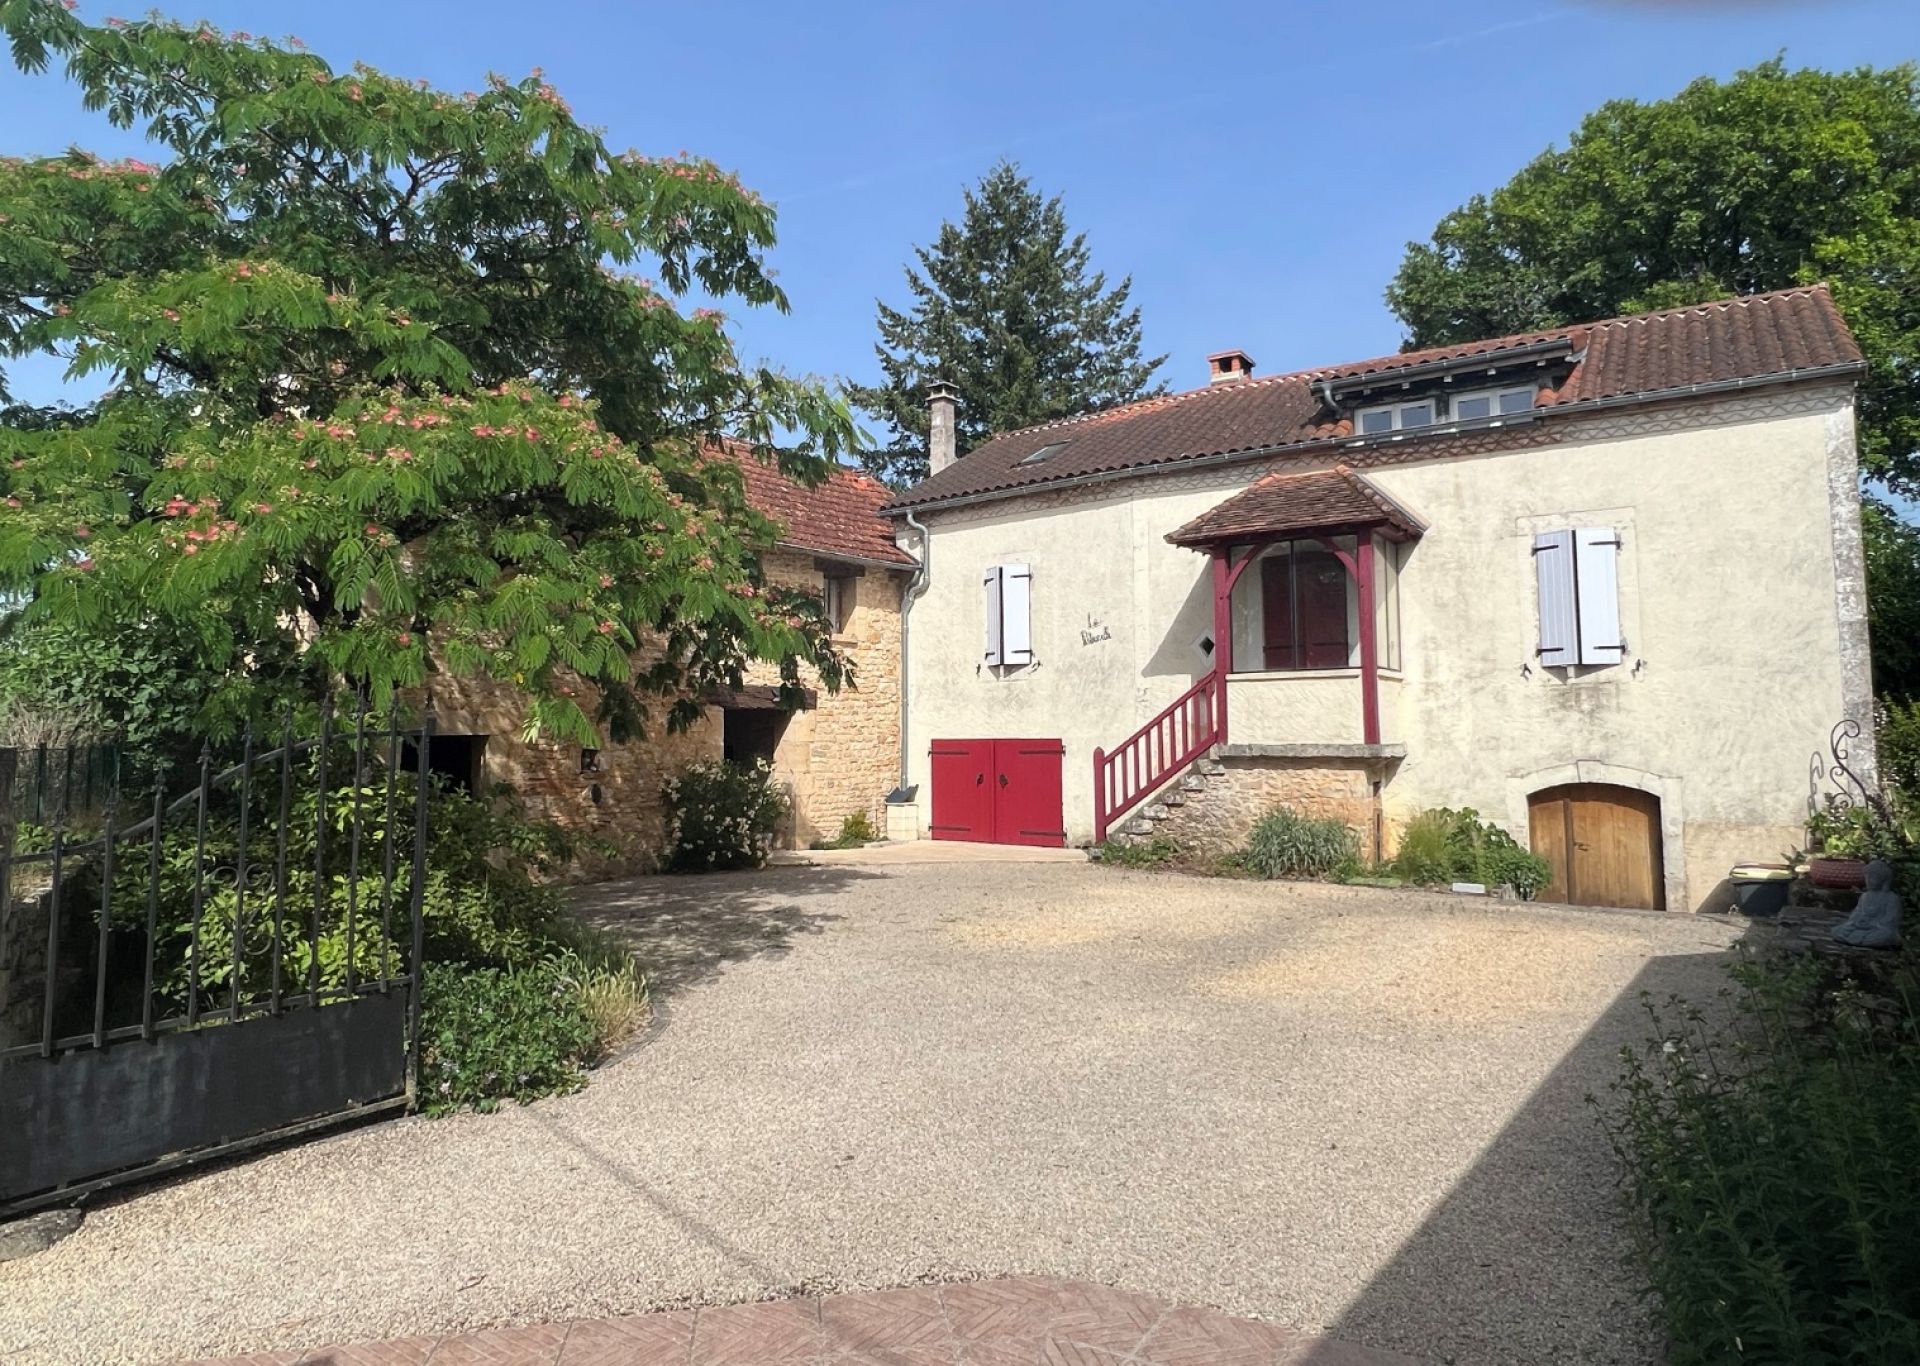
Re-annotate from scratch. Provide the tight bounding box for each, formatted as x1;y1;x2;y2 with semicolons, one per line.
1151;757;1383;860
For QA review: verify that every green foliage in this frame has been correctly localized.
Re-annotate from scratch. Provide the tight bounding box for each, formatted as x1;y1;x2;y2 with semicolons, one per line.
1880;697;1920;799
1805;793;1911;862
0;5;857;742
1603;955;1920;1363
1241;806;1358;880
418;957;597;1115
1393;806;1550;896
1866;498;1920;703
1386;58;1920;495
816;809;876;849
846;162;1166;485
661;757;789;872
1096;835;1180;868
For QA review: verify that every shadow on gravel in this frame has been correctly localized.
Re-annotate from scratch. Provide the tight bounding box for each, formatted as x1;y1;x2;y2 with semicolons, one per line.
1323;918;1757;1366
569;863;884;998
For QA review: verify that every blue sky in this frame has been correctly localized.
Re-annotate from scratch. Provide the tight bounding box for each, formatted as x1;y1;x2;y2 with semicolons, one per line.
3;0;1916;416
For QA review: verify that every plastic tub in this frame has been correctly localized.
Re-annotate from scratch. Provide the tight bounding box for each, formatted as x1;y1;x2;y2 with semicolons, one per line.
1729;863;1793;918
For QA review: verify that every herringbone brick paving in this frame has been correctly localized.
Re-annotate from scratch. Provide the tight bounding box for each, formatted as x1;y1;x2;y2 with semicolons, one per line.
183;1278;1424;1365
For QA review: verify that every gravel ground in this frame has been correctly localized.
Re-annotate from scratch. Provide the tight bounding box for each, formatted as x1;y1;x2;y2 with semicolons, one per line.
0;860;1743;1366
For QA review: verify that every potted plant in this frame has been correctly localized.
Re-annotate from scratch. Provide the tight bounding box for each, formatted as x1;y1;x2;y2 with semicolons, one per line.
1804;798;1901;888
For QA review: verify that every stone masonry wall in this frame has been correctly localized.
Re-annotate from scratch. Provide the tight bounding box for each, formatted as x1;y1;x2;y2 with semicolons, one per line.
431;550;904;879
1150;757;1383;860
747;548;904;847
430;669;720;883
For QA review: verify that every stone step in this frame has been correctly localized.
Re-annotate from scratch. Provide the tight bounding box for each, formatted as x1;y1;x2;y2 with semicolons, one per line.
1197;761;1226;777
1143;803;1171;821
1180;775;1208;792
1122;817;1156;836
1161;791;1186;807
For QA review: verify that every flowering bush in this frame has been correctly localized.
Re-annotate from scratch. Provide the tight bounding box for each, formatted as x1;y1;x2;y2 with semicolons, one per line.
661;758;789;872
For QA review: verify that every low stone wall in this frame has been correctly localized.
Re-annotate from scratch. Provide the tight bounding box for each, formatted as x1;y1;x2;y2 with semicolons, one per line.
1151;756;1383;860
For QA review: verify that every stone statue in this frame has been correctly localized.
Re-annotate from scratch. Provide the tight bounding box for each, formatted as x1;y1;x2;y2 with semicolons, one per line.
1831;858;1902;948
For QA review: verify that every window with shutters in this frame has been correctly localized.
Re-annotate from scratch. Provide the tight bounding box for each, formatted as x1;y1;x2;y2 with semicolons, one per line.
1533;527;1624;667
983;562;1034;667
822;572;854;635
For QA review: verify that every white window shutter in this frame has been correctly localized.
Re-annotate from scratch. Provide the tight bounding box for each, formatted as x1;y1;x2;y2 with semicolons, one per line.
1532;531;1576;666
1001;563;1034;665
1575;527;1625;665
983;565;1003;665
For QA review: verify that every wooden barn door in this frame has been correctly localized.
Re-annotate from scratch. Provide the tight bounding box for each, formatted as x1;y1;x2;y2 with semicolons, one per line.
1528;784;1664;910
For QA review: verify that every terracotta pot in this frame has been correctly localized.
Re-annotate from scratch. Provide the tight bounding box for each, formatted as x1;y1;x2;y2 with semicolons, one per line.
1809;856;1868;890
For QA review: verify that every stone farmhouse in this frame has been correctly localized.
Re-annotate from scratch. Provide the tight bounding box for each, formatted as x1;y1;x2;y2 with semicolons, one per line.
433;446;914;877
879;286;1874;911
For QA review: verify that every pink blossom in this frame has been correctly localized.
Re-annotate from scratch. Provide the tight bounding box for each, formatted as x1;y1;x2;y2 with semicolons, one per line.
597;621;615;635
74;524;91;538
396;632;412;646
162;308;179;321
254;503;272;515
184;544;199;556
76;558;94;571
599;574;614;588
2;497;19;509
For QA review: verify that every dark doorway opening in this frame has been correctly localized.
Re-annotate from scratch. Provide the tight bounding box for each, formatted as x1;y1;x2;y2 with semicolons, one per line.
723;708;787;765
399;734;488;796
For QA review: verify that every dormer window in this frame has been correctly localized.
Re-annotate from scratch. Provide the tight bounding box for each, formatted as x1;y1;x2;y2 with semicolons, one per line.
1453;386;1537;421
1356;399;1435;435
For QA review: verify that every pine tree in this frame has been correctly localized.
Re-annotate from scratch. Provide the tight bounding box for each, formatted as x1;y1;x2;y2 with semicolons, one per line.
848;162;1165;486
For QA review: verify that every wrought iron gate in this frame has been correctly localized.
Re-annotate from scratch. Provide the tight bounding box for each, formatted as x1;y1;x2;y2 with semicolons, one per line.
0;702;435;1217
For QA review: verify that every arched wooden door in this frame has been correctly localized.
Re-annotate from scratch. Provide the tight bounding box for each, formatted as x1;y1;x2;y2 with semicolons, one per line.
1528;784;1665;910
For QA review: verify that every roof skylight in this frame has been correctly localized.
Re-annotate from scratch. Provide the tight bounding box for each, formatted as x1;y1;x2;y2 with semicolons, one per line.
1018;440;1072;466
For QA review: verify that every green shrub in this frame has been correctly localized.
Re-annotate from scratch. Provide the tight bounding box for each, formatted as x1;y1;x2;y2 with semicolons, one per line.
418;957;598;1115
1484;843;1553;900
816;809;877;849
1096;835;1180;868
1242;806;1358;880
661;757;790;872
1605;955;1920;1363
1393;806;1548;896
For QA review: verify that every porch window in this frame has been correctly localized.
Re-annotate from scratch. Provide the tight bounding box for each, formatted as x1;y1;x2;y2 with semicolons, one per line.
1229;537;1359;672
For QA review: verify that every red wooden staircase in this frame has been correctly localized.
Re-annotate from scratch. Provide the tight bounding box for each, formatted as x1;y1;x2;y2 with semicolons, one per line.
1092;674;1221;844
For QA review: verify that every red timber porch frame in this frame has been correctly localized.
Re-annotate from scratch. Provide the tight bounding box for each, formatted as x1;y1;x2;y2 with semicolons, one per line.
1210;531;1382;747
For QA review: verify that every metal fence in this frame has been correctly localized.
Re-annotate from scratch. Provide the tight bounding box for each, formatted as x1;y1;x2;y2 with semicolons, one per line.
0;701;435;1216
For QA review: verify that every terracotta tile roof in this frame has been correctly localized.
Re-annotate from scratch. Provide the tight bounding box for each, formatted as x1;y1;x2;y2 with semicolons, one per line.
884;285;1864;513
1167;465;1425;548
715;443;916;566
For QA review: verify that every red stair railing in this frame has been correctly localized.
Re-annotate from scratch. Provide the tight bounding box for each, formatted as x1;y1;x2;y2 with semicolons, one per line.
1093;673;1221;844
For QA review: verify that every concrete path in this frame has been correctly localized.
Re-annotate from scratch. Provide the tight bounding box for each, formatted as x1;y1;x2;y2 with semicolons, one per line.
0;863;1742;1365
186;1277;1424;1365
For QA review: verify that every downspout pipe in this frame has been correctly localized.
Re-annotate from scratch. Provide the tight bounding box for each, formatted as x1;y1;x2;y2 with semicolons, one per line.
887;508;931;802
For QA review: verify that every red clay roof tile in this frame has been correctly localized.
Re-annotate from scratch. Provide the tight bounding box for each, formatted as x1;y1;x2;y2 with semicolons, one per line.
1167;465;1425;548
885;286;1863;513
716;443;915;566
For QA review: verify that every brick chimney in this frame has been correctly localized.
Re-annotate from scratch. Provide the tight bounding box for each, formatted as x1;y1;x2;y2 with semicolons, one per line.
927;380;960;474
1206;349;1256;386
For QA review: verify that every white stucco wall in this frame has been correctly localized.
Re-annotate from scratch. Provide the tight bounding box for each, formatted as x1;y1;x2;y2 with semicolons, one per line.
898;386;1869;909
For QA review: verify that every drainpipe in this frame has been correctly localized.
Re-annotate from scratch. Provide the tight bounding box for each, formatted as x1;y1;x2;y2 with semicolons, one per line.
887;509;932;802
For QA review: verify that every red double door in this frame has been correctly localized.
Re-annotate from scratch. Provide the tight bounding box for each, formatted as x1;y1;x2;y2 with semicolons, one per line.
929;738;1065;847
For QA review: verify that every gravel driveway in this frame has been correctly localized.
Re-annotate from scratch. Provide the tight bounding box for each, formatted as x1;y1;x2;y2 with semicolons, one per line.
0;858;1742;1365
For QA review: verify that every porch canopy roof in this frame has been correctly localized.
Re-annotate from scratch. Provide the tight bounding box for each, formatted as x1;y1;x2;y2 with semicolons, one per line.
1166;464;1425;551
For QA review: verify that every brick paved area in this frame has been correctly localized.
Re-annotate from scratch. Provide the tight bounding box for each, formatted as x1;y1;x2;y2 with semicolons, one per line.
184;1278;1425;1365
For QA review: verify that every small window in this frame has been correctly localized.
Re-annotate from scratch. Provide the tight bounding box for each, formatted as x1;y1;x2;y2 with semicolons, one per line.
1355;399;1437;434
1499;386;1535;414
1019;440;1072;466
823;573;854;633
1455;394;1494;421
